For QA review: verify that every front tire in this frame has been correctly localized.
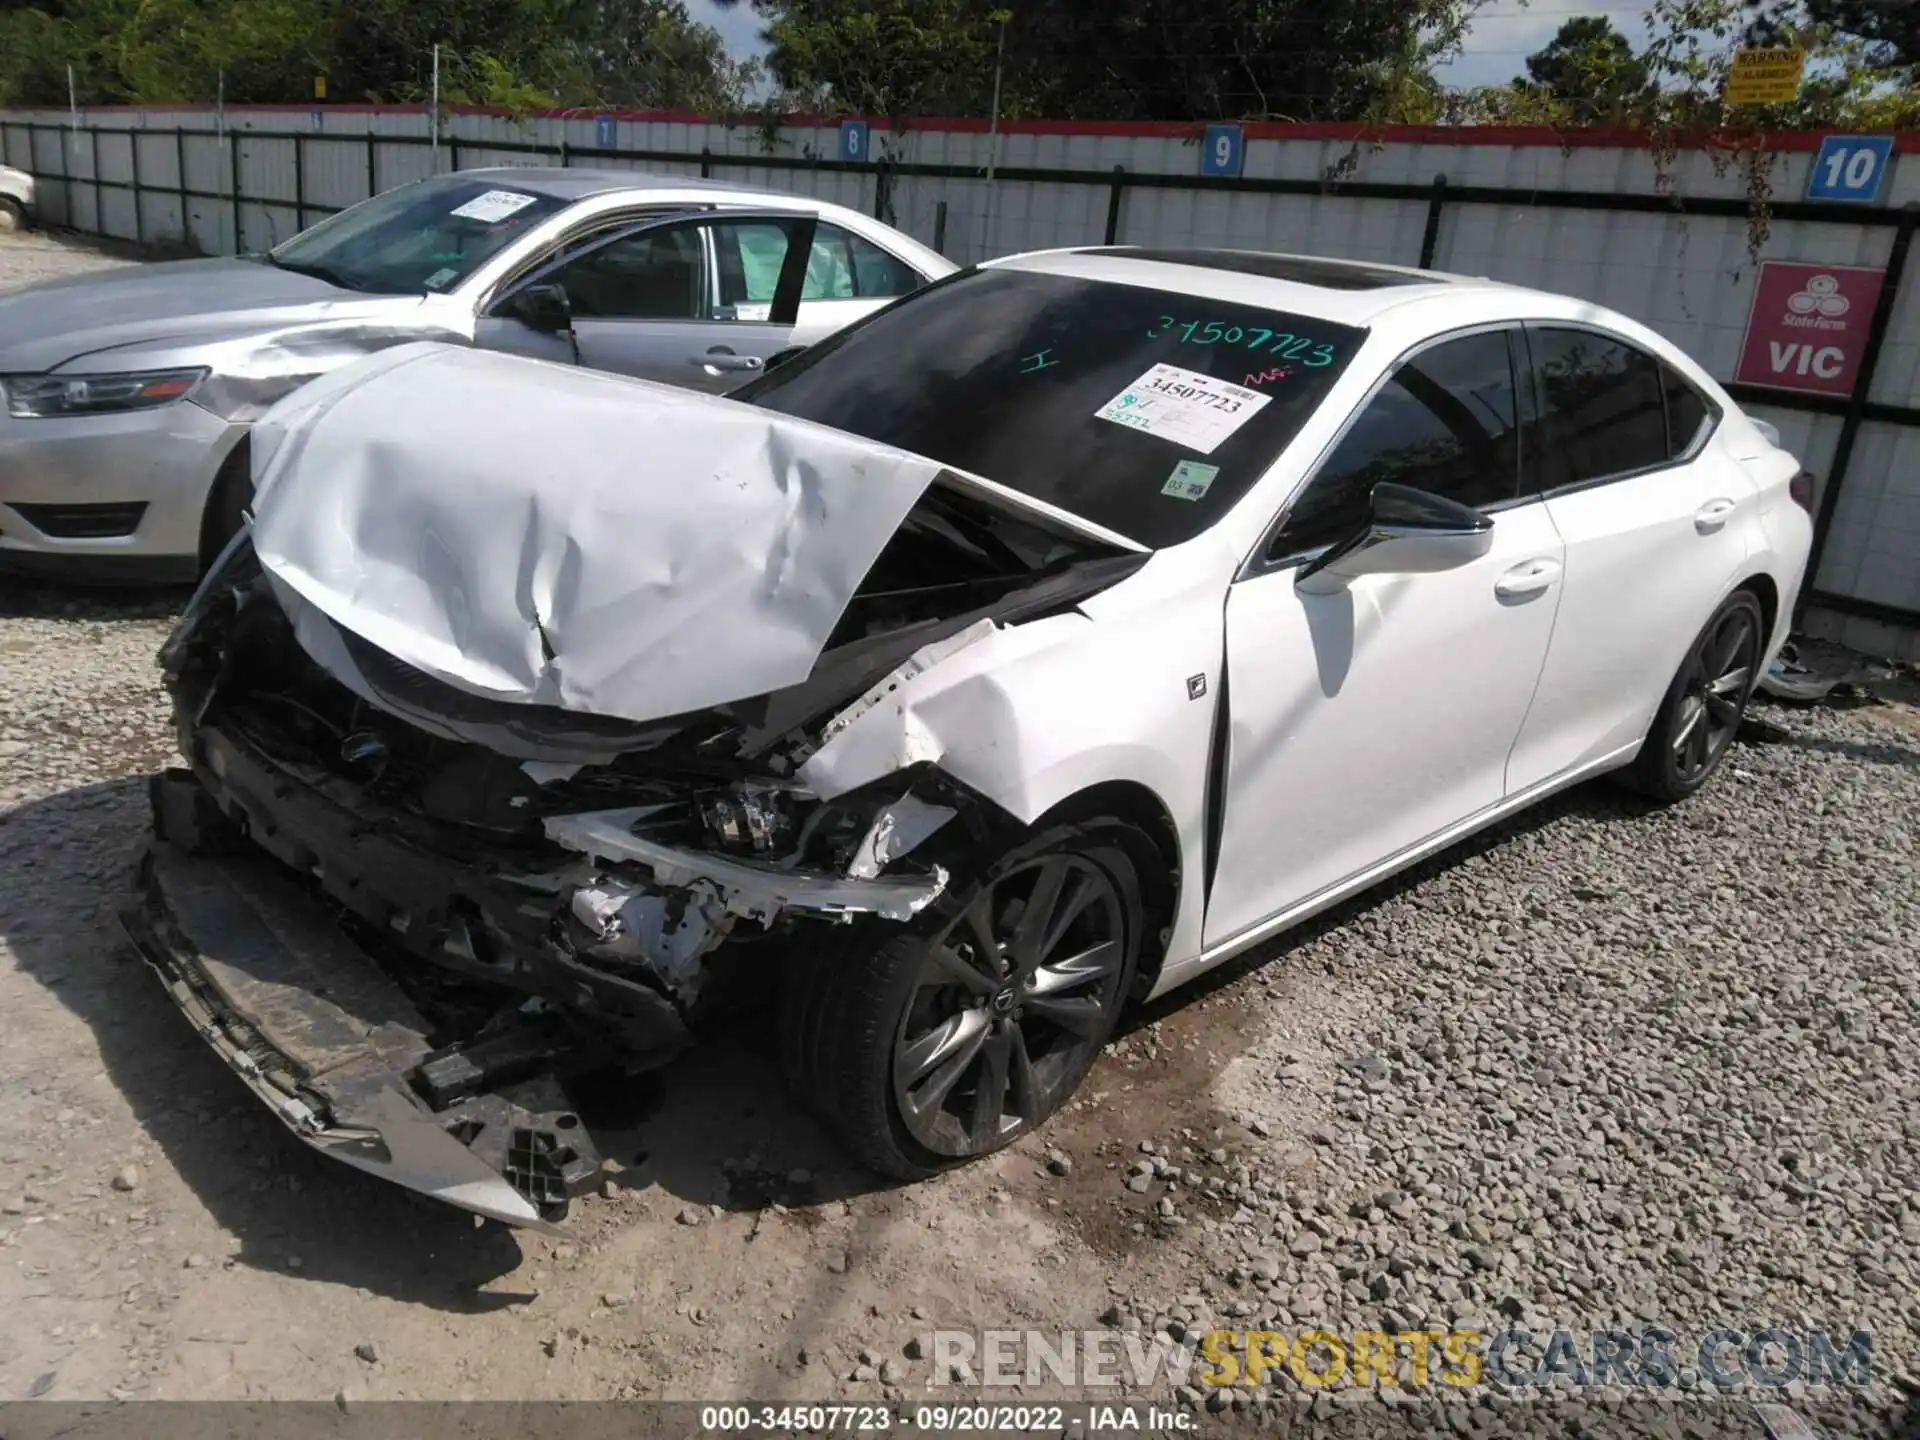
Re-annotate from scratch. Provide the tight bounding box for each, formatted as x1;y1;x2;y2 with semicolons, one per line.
1626;589;1764;803
199;452;254;573
781;821;1145;1180
0;198;25;233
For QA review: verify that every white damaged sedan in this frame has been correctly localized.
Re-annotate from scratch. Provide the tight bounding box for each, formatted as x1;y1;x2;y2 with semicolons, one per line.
126;247;1811;1226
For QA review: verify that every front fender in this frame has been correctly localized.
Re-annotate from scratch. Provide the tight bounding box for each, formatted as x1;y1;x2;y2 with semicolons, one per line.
798;600;1223;971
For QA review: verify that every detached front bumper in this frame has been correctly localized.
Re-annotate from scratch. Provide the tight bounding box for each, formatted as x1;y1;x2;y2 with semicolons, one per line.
119;777;617;1230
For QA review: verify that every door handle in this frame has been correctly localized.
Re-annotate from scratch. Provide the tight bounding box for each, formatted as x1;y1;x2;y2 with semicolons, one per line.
1494;557;1562;600
694;351;765;373
1694;497;1737;533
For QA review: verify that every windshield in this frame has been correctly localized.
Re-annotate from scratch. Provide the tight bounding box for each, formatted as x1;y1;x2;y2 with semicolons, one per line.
739;266;1364;548
267;175;569;296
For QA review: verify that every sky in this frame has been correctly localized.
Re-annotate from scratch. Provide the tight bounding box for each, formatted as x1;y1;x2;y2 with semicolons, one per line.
688;0;770;61
1434;2;1657;88
683;1;1664;97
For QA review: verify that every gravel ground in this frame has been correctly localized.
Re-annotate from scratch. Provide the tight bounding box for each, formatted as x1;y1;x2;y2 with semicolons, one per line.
0;227;139;286
3;233;1918;1434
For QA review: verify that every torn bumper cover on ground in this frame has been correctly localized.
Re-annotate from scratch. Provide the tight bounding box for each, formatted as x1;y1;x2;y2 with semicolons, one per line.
121;829;597;1232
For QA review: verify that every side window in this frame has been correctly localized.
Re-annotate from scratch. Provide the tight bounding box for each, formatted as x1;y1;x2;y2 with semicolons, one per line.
1528;327;1668;488
711;220;794;319
847;229;922;298
1271;330;1523;558
1663;363;1712;459
803;227;857;299
805;224;922;301
550;222;704;320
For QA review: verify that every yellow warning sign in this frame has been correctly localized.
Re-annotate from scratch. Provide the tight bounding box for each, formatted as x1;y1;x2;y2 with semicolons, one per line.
1724;47;1805;105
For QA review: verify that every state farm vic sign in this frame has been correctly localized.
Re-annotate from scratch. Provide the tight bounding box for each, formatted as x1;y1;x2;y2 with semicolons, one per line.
1734;261;1885;397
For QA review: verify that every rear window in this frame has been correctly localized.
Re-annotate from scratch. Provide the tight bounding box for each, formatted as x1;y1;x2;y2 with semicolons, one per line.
738;267;1364;548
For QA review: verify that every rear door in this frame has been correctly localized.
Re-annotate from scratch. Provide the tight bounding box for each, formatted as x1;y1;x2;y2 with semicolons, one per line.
1504;325;1757;791
477;212;818;391
789;221;935;344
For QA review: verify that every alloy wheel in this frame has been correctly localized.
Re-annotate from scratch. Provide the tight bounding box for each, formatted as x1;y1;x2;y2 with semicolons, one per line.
1671;603;1760;782
891;853;1128;1158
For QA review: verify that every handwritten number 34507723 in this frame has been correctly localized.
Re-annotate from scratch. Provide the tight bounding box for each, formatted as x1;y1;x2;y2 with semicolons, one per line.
1147;316;1334;367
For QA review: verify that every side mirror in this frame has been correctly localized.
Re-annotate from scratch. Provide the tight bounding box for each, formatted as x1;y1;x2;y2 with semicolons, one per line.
1295;482;1493;595
500;282;573;334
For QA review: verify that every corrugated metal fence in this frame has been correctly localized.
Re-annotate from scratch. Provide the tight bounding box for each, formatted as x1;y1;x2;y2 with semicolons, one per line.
2;106;1916;646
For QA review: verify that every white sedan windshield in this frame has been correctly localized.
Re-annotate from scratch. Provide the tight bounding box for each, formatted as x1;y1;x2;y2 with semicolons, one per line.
267;175;567;295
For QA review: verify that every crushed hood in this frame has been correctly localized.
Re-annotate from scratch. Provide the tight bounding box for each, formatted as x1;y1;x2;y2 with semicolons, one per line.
0;256;392;371
249;342;944;726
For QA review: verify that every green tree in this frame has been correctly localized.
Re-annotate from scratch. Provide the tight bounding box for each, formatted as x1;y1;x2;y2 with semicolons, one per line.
719;0;1481;122
0;0;755;109
1750;0;1919;70
570;0;762;111
1515;16;1656;123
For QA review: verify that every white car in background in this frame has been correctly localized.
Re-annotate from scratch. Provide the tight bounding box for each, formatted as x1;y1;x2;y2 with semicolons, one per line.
0;167;952;581
0;163;33;230
128;248;1809;1227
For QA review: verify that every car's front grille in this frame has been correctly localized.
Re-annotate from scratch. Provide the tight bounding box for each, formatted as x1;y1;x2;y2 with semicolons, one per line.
12;501;147;538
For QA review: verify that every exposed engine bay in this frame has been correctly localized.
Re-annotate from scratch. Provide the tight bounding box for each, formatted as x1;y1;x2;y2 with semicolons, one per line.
125;465;1143;1225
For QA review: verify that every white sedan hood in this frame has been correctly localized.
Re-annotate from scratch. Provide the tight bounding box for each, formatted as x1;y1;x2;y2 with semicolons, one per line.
247;343;942;724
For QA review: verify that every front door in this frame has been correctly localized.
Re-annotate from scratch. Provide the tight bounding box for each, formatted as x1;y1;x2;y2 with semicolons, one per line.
1204;327;1565;947
475;213;818;391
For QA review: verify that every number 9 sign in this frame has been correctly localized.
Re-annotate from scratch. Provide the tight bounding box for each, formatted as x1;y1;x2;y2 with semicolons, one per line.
1201;123;1244;179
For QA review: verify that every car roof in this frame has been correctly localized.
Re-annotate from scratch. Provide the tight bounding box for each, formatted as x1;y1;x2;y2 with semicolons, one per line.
450;166;777;203
987;246;1536;327
983;245;1699;370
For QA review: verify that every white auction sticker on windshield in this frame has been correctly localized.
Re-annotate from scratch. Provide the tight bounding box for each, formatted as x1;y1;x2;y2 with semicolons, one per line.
1094;363;1269;454
450;189;538;224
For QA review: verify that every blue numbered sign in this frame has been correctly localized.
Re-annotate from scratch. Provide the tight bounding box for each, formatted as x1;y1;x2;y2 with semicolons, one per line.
1201;123;1244;179
1807;135;1892;203
839;120;870;164
595;113;615;149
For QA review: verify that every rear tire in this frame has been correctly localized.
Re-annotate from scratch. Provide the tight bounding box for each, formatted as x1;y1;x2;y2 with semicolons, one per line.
1625;589;1764;803
0;198;25;233
780;819;1145;1180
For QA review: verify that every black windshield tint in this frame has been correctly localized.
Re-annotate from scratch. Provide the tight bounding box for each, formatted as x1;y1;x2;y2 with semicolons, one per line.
739;268;1364;547
270;176;569;296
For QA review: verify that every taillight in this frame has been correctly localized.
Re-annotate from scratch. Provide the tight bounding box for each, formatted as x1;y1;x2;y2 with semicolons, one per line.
1789;471;1814;513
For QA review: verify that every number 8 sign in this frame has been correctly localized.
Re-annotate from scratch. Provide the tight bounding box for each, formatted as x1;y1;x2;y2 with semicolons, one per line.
1201;123;1244;179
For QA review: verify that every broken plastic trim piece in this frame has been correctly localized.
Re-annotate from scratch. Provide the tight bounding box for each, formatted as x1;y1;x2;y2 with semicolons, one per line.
847;794;958;881
545;808;947;924
569;877;734;1003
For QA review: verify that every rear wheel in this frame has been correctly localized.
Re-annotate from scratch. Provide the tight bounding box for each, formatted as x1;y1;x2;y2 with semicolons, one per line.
781;821;1144;1180
0;198;24;233
1626;590;1763;803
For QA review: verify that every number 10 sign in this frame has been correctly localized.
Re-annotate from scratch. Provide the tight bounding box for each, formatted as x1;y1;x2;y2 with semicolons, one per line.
1806;134;1892;203
1201;123;1244;179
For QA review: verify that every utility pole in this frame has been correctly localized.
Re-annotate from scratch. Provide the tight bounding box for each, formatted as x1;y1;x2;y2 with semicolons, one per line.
982;13;1006;260
431;44;442;174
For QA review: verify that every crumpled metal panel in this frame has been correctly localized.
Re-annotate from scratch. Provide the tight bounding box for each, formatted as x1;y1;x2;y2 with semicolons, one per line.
247;342;944;725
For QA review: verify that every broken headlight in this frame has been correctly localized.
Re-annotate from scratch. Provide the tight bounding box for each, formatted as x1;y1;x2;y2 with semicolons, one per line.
700;783;794;856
